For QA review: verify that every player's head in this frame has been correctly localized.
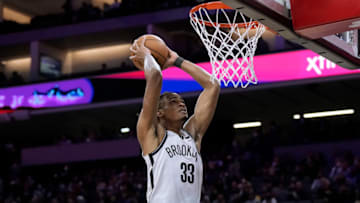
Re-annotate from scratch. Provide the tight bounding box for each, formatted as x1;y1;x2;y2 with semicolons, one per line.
157;92;188;122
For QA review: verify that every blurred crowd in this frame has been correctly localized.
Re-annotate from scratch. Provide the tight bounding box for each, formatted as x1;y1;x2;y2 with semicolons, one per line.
0;61;133;88
200;144;360;203
56;127;134;146
0;69;25;87
0;0;209;34
0;0;299;88
1;123;360;203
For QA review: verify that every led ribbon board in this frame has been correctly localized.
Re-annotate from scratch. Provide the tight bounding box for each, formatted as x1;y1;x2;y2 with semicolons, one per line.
0;79;94;109
100;50;360;93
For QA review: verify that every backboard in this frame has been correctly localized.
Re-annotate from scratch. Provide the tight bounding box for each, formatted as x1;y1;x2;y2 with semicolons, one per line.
221;0;360;69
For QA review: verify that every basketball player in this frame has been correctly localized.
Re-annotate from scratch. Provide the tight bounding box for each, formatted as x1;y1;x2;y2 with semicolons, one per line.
129;37;220;202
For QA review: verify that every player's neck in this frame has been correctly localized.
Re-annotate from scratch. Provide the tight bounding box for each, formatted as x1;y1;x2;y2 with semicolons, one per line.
161;120;183;134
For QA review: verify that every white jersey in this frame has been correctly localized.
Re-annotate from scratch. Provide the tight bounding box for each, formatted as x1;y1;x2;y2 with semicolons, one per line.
142;129;203;203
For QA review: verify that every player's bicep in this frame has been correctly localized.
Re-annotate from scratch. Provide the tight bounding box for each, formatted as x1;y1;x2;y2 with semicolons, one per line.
192;84;220;135
136;116;159;155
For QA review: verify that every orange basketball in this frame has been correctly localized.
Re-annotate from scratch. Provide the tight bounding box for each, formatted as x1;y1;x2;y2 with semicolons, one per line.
132;34;170;68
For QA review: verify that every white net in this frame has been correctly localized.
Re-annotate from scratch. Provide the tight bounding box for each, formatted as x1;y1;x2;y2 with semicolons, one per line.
190;5;266;88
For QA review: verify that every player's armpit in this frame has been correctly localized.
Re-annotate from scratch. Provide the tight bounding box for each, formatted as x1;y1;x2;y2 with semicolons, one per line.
136;119;159;155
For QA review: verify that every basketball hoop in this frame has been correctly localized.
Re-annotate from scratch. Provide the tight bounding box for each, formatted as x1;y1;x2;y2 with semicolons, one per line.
190;1;266;88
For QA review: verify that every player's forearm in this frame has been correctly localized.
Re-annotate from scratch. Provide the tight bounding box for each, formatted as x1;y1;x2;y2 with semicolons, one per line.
180;59;218;89
144;53;163;82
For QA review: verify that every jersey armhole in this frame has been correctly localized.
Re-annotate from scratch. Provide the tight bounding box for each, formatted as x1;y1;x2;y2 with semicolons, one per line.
182;129;194;139
148;131;168;156
182;129;202;155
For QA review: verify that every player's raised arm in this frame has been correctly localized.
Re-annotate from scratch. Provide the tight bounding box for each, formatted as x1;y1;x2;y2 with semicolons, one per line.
175;53;220;151
130;39;162;155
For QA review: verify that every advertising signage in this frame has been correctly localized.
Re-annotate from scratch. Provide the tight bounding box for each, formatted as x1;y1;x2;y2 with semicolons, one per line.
0;79;93;110
101;50;360;92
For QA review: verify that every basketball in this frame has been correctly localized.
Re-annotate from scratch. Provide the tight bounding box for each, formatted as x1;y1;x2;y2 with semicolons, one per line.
132;34;170;68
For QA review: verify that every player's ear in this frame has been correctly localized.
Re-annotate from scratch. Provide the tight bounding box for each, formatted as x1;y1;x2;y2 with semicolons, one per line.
157;109;164;118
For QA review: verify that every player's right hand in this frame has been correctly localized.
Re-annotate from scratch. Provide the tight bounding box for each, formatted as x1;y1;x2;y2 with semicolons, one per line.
129;38;151;71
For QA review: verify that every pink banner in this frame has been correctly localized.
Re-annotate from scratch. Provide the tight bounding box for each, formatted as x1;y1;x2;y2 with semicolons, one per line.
100;50;360;83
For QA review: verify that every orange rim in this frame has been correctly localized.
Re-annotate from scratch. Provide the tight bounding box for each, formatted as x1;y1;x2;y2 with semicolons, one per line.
190;1;260;29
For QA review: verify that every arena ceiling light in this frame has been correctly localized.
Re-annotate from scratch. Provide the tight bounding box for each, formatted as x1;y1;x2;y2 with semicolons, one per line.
303;109;355;118
3;6;31;24
233;121;262;129
293;114;301;119
293;109;355;119
120;127;130;133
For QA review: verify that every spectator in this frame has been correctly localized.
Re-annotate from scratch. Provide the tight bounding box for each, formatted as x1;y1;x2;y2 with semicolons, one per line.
110;0;121;9
0;62;7;86
62;0;74;23
58;135;72;145
101;63;107;73
9;71;24;85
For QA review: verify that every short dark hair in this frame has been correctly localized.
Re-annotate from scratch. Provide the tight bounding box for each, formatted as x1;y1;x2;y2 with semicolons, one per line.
158;92;174;110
